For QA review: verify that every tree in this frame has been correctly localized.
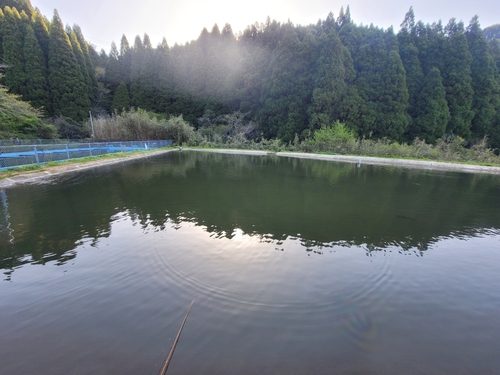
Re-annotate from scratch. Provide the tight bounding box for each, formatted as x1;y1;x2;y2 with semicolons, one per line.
110;81;130;112
441;19;474;138
410;67;450;143
119;34;132;84
398;8;424;141
47;10;91;120
354;27;409;140
0;82;44;137
309;28;360;132
0;0;34;17
466;16;499;140
22;23;49;111
258;25;317;141
32;8;50;63
104;42;121;90
2;6;25;96
73;24;97;88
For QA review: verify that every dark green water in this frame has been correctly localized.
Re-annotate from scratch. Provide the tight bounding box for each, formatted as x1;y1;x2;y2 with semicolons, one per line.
1;151;500;375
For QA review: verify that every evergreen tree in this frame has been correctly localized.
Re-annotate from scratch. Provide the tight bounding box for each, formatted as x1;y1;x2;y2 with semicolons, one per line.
0;9;4;61
187;45;207;97
258;25;317;141
22;23;48;111
73;24;97;88
70;30;92;89
128;35;145;104
441;19;474;138
48;9;91;120
321;12;335;33
310;28;360;132
221;23;235;40
104;42;121;90
410;67;450;143
131;36;156;109
154;38;175;112
2;6;25;95
32;8;50;63
354;27;409;139
398;7;424;141
119;34;132;84
0;0;34;16
110;81;130;112
489;40;500;72
466;16;498;140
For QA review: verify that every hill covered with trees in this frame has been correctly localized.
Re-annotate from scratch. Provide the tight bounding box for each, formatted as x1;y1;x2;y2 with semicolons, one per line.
1;0;500;150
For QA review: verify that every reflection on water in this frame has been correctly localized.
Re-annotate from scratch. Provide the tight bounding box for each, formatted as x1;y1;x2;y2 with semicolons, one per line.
0;151;500;375
342;308;378;352
1;151;500;274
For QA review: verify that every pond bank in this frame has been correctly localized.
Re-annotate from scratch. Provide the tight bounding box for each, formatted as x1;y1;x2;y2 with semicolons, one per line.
0;148;176;188
2;147;500;189
188;148;500;175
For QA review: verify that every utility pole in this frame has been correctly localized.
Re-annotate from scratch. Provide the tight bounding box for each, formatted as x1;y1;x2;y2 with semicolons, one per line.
89;111;95;138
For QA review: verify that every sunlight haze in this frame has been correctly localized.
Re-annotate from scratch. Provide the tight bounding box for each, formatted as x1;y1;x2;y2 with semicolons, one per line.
30;0;499;52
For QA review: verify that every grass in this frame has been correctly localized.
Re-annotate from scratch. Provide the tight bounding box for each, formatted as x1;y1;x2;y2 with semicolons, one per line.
0;147;173;180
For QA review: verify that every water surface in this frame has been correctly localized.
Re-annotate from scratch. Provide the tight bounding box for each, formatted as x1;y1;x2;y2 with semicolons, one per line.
1;151;500;375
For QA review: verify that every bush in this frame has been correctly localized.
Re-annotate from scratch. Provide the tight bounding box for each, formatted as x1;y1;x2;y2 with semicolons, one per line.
164;115;197;146
304;121;357;153
86;109;197;144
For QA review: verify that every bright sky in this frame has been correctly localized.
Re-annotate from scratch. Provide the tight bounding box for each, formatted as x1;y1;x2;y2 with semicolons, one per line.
30;0;499;52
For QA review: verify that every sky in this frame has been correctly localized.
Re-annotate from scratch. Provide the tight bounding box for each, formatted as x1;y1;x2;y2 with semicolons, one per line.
30;0;499;52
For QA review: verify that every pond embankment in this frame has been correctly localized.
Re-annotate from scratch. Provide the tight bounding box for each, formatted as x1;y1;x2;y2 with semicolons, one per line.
0;149;176;188
188;148;500;175
2;147;500;189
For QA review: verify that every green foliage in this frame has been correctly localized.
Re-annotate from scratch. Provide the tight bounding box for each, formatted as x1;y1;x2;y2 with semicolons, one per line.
466;17;499;140
111;81;130;112
1;3;500;154
353;27;410;140
47;10;91;121
2;6;25;95
52;116;88;139
258;25;317;142
310;28;360;132
22;23;49;111
0;84;45;137
163;115;197;145
410;67;450;143
441;19;474;138
0;0;33;16
305;121;356;152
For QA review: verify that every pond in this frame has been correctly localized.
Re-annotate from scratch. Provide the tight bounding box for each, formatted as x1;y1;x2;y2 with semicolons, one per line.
1;150;500;375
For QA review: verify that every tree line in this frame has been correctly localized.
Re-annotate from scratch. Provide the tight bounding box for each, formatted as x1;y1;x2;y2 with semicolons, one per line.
1;0;500;150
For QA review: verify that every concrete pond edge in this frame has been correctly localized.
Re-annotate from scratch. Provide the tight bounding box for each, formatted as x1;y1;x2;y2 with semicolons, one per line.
0;149;176;188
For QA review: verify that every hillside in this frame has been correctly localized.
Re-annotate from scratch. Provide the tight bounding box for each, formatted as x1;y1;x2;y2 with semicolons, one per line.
1;1;500;149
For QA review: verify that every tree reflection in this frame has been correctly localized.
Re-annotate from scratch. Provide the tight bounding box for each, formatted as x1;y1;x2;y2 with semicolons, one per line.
1;151;500;278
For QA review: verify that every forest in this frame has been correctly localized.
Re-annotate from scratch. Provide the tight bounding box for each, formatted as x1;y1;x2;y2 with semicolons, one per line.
1;0;500;152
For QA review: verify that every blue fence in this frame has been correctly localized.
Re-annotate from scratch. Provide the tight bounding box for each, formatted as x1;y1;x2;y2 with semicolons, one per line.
0;140;172;170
